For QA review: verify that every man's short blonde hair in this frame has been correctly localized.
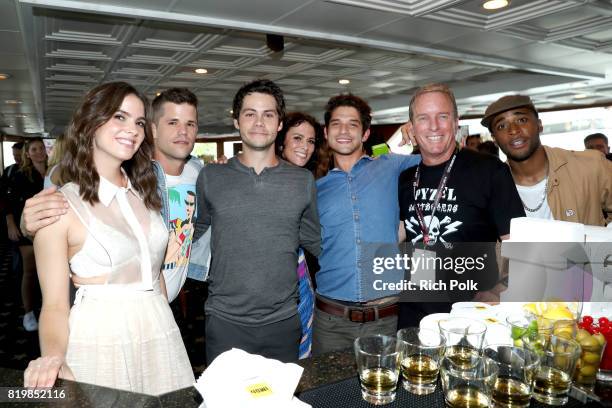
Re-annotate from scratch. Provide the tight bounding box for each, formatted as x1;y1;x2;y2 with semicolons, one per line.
408;83;458;122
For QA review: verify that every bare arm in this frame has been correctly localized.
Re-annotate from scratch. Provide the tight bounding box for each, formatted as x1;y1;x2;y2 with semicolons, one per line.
20;187;69;238
23;212;73;388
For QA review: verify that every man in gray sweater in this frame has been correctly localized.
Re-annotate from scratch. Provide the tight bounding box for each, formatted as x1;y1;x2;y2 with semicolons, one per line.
193;80;321;364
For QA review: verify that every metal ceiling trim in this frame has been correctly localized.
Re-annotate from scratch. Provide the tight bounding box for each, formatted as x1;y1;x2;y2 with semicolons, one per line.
18;0;604;81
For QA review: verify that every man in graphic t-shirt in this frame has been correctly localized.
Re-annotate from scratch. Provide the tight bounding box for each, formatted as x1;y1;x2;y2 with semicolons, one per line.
151;89;206;302
165;190;195;270
397;83;525;328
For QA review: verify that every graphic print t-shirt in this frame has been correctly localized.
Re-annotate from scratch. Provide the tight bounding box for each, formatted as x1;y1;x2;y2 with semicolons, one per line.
398;149;525;294
162;164;199;302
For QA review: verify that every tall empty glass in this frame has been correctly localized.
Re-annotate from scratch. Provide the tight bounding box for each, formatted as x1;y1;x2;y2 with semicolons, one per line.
522;334;581;406
440;355;499;408
439;318;487;369
354;335;400;405
484;344;541;408
397;327;446;395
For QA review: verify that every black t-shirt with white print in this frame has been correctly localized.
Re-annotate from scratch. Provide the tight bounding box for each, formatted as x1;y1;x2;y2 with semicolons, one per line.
397;149;525;317
399;149;524;245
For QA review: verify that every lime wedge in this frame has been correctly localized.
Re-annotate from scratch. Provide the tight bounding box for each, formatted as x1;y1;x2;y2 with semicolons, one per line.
526;320;538;339
511;326;527;340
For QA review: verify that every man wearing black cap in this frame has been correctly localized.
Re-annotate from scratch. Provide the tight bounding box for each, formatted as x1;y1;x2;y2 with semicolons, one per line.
482;95;612;226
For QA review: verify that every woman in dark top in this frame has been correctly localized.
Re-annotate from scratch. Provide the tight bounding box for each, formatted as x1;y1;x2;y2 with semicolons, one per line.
6;137;47;331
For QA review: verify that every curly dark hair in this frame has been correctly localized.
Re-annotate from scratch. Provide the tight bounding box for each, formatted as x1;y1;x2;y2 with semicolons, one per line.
232;79;285;122
275;112;324;171
324;94;372;131
152;87;198;124
59;82;161;210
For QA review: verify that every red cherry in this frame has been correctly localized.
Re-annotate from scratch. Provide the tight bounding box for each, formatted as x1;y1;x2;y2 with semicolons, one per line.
599;317;610;326
601;325;611;335
592;327;600;334
583;316;594;325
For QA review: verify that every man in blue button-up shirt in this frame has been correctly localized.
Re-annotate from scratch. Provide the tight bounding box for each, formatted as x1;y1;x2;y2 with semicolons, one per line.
313;94;420;355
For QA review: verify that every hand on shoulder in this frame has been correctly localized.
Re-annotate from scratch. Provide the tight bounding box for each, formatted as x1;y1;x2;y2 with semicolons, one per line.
21;186;69;237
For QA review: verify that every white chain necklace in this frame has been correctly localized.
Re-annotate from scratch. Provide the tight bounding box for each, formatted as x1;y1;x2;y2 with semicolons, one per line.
509;161;549;213
521;176;548;212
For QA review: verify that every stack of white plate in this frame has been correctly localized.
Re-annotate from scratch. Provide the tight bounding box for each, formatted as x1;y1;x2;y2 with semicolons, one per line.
419;302;521;345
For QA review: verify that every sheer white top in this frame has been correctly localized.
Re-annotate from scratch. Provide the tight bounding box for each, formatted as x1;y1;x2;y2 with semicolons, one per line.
61;177;168;291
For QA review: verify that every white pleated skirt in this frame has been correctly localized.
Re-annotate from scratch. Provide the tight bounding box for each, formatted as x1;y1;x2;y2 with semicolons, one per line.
65;286;195;396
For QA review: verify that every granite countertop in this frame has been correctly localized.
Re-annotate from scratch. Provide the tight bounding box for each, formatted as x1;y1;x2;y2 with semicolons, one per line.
0;349;357;407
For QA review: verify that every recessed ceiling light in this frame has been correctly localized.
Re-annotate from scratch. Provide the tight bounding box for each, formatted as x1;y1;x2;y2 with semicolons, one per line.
574;94;588;99
339;79;350;85
483;0;509;10
5;100;22;105
195;68;208;74
14;114;27;118
155;92;161;96
0;73;10;80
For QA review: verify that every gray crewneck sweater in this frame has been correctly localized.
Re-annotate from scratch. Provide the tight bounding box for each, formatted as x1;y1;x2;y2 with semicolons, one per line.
193;157;321;326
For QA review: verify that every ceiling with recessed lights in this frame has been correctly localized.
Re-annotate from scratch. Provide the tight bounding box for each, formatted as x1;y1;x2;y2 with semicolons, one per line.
2;0;612;137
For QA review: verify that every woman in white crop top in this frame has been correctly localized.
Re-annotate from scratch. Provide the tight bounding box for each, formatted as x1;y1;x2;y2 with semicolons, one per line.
23;82;194;394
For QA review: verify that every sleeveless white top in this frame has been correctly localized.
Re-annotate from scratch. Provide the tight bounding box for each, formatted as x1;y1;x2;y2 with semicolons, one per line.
61;177;168;291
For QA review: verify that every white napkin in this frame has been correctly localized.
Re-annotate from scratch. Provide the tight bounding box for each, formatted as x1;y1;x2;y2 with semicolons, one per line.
195;348;311;408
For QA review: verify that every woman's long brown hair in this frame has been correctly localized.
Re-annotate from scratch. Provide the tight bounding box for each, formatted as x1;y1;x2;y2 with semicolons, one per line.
59;81;161;210
20;137;47;182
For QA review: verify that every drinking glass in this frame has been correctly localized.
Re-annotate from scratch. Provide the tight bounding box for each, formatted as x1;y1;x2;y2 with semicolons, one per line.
484;344;540;408
397;327;446;395
439;318;487;369
507;313;553;347
440;355;498;408
574;328;606;389
522;334;581;406
552;319;577;340
354;335;400;405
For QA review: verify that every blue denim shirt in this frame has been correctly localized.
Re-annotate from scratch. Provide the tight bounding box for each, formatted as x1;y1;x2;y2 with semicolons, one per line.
152;157;211;282
316;154;421;302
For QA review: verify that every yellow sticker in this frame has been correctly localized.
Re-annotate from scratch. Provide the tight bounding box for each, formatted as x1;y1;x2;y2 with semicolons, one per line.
475;306;487;310
485;318;498;324
246;382;273;398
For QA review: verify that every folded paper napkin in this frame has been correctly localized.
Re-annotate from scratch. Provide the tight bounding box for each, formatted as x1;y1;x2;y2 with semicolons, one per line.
195;348;311;408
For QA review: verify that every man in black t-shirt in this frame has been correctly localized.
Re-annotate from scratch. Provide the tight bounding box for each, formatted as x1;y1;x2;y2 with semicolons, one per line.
397;83;525;328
